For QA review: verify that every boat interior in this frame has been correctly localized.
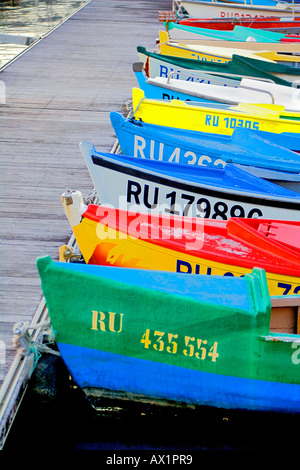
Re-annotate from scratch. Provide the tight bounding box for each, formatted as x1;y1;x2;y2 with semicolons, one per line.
270;295;300;334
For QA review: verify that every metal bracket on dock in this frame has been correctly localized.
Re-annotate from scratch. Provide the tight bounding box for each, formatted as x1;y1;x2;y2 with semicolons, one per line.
0;298;58;449
59;244;82;263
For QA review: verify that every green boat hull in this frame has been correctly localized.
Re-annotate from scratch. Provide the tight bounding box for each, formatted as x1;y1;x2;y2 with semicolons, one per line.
138;46;300;88
37;257;300;412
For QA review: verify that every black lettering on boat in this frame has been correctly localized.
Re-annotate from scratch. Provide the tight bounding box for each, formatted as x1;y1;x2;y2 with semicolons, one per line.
176;260;192;273
127;180;141;204
143;184;159;209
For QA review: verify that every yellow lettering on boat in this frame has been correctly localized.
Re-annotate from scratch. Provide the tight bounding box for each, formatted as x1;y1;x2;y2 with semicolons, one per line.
141;328;219;362
91;310;124;333
91;310;98;331
109;311;124;333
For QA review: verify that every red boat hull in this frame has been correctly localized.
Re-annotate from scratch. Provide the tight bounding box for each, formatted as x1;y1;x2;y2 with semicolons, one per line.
179;17;300;32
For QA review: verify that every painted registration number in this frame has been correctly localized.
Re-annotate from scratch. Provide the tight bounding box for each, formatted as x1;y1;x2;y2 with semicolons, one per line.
127;180;263;219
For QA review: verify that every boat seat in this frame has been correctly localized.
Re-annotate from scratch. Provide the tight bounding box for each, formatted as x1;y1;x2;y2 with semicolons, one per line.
258;222;300;253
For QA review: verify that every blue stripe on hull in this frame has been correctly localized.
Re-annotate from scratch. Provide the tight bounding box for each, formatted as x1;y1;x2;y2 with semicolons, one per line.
58;343;300;414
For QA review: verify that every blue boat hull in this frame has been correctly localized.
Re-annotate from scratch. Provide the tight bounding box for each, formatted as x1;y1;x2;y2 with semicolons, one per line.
134;66;236;105
58;343;300;413
110;112;300;189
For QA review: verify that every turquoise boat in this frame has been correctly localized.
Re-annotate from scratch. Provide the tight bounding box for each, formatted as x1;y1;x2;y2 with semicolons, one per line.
166;22;299;43
37;257;300;413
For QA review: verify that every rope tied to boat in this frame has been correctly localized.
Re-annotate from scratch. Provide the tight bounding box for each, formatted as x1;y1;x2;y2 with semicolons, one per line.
156;38;169;51
12;320;60;369
127;96;145;120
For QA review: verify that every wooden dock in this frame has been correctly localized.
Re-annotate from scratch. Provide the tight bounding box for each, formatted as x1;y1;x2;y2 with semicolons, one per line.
0;0;170;448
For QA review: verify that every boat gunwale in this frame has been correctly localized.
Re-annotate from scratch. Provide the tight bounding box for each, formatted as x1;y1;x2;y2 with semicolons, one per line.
79;204;300;277
90;154;300;208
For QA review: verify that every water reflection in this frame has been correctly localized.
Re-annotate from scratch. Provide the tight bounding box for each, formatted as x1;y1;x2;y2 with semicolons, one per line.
0;0;89;67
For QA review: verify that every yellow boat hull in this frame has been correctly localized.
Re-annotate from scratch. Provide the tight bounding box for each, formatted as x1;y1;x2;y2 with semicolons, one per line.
158;30;268;63
158;31;300;65
132;88;300;136
71;215;300;297
255;50;300;64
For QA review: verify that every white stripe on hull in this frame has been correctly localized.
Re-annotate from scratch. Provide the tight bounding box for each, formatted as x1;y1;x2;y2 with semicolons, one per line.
88;159;300;221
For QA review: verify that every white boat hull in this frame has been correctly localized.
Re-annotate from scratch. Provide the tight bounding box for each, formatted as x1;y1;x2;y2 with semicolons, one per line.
174;0;300;18
148;76;300;111
80;143;300;221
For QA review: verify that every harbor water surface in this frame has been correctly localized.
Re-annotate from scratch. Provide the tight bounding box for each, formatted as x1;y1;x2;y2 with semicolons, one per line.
3;353;299;451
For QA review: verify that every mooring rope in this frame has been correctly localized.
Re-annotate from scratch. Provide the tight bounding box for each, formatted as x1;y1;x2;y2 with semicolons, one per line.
12;320;60;370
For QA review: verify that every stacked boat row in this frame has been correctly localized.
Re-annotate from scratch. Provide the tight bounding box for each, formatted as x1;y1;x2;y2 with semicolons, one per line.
37;1;300;415
172;0;300;21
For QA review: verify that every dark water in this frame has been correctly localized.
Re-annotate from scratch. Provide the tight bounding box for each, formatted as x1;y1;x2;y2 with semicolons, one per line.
3;353;299;452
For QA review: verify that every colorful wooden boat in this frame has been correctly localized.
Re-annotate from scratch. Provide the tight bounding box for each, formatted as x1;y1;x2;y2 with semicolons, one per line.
160;36;300;53
158;30;300;67
131;88;300;144
139;50;243;87
166;22;300;43
110;111;300;188
179;0;300;6
192;0;300;6
134;62;241;101
79;141;300;220
158;30;274;63
133;62;300;112
283;35;300;41
61;189;300;297
165;33;300;61
173;0;300;19
37;256;300;413
260;50;300;66
178;17;300;33
137;46;300;88
242;54;300;83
